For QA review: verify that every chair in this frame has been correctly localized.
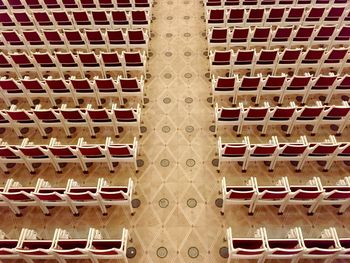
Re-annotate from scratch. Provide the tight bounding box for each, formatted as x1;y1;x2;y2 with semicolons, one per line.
249;27;271;49
288;102;324;135
2;31;27;52
233;75;262;106
100;52;124;77
290;26;315;49
0;185;37;215
92;10;112;30
86;106;117;138
55;52;84;78
77;52;104;77
246;8;265;26
250;177;289;215
311;25;336;48
303;7;326;26
10;53;41;78
209;49;233;75
252;49;278;75
60;105;92;136
71;11;94;30
220;177;257;215
269;26;293;49
69;77;101;108
211;75;238;104
231;49;255;75
285;7;305;26
0;77;27;107
265;7;285;26
127;29;149;55
93;77;121;105
324;6;345;25
21;77;52;108
332;25;350;47
106;29;128;51
111;10;130;29
32;12;55;30
85;30;107;51
116;75;145;106
217;136;250;172
257;74;287;105
208;27;228;50
61;0;80;9
111;103;141;137
228;27;249;49
206;9;225;28
12;11;35;30
122;50;147;76
278;74;312;105
105;136;139;172
22;31;47;52
226;227;266;263
274;48;302;75
45;77;76;107
63;30;88;52
52;11;74;30
0;13;16;30
237;103;270;136
297;48;325;74
214;103;242;136
42;31;68;52
97;177;135;215
32;52;62;79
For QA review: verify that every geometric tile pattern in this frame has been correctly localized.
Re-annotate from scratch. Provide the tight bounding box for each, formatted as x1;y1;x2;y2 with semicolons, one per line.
1;0;350;262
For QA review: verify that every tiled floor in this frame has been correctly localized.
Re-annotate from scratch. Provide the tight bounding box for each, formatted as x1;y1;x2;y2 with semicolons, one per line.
1;0;350;262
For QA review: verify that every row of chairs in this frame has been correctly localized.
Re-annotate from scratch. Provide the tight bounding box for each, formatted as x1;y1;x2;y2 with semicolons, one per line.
0;76;144;108
206;7;349;28
0;10;150;31
0;227;129;263
0;51;147;79
209;48;349;76
214;101;350;136
0;29;149;54
208;25;350;51
0;0;152;11
217;135;350;172
221;176;350;215
205;0;348;9
211;74;350;106
0;104;141;138
0;137;139;174
226;227;350;263
0;177;135;216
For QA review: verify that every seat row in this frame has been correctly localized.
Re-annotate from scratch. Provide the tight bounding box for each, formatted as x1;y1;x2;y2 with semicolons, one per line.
211;74;350;106
0;76;144;108
0;0;152;11
0;10;150;31
0;29;149;54
0;51;147;79
215;101;350;136
226;227;350;263
0;177;135;216
0;227;129;263
206;7;349;28
217;135;350;172
0;104;141;139
208;25;350;51
0;137;139;174
205;0;348;9
222;176;350;215
209;48;349;76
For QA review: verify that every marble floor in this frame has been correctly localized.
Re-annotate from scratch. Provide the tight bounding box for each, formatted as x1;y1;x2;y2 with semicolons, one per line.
0;0;350;262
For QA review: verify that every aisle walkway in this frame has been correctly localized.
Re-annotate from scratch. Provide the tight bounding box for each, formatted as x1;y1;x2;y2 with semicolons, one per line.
130;0;224;261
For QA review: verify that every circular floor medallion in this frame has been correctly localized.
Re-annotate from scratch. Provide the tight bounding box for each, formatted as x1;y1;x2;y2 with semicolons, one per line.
44;127;53;134
162;126;171;133
185;97;193;104
33;99;40;105
184;73;192;79
159;198;169;208
215;198;223;208
281;125;288;132
184;33;191;37
6;163;15;168
112;162;119;167
164;73;172;79
100;98;106;104
187;198;197;208
20;128;29;134
59;163;67;168
184;51;191;57
148;51;154;57
163;97;171;104
209;125;215;132
184;16;190;20
330;124;339;131
166;33;173;38
165;51;172;57
186;159;196;167
157;247;168;258
207;97;212;103
344;161;350;166
341;95;349;101
167;16;173;20
185;126;194;133
146;73;152;79
305;125;314;132
188;247;199;258
117;127;124;133
256;125;263;132
202;32;206;37
144;98;150;104
160;159;170;167
137;159;144;167
295;96;303;102
126;247;137;258
212;159;219;167
205;72;210;78
203;51;208;56
151;33;155;38
219;247;229;258
132;199;141;208
140;126;147;133
319;95;326;101
317;161;326;167
167;0;173;4
86;162;93;168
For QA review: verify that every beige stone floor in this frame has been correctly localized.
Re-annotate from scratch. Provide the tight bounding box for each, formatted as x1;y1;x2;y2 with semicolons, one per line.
0;0;350;262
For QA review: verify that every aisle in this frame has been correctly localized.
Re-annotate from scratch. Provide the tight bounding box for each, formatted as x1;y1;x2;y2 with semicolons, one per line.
130;0;225;261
